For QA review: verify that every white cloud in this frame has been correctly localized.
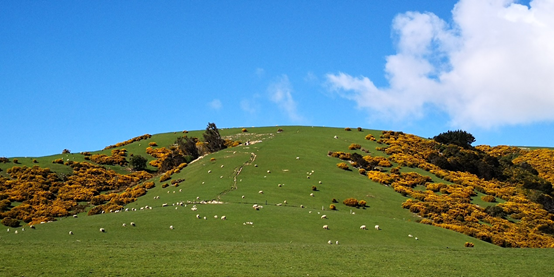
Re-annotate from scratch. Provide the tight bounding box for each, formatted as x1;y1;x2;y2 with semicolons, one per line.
327;0;554;129
268;75;304;122
208;99;222;110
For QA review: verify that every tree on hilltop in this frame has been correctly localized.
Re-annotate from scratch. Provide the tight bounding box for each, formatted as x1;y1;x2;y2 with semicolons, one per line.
433;130;475;149
203;122;226;152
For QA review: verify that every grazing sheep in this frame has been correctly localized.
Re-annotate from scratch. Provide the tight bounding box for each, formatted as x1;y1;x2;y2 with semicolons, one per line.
196;214;201;219
415;237;419;240
214;215;218;219
179;189;182;192
360;225;367;230
254;164;258;167
14;230;18;234
73;215;78;218
408;234;413;238
321;215;327;219
100;228;105;232
336;241;339;245
276;203;282;206
130;222;136;227
310;193;314;197
208;170;212;173
162;203;168;207
6;229;9;232
283;200;287;204
221;216;226;220
334;135;338;139
170;225;174;230
69;231;73;235
122;223;126;227
307;176;310;179
203;217;207;220
277;184;282;187
300;205;305;208
30;225;35;229
259;190;263;194
328;240;332;244
374;225;380;230
221;165;224;168
323;225;329;230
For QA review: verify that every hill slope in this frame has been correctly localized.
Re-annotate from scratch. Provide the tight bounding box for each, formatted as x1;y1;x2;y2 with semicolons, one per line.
1;126;553;276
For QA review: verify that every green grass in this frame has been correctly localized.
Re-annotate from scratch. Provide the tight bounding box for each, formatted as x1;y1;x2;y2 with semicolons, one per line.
1;126;553;276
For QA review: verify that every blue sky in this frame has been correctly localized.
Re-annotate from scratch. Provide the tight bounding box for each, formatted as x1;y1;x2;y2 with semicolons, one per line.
2;0;553;158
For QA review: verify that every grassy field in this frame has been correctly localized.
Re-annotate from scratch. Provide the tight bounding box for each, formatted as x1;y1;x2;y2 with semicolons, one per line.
1;126;553;276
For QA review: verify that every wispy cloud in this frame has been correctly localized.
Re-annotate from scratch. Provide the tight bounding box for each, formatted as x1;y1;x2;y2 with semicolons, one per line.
327;0;554;129
268;75;304;122
208;99;222;110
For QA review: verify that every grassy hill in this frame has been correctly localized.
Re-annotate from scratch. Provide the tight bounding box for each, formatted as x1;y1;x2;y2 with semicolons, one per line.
1;126;553;276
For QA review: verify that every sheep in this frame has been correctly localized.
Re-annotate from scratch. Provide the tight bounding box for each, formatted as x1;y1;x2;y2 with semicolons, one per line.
6;228;9;232
360;225;367;230
374;225;380;230
122;223;126;227
310;193;314;197
408;234;413;238
14;230;18;234
221;165;224;168
170;225;174;230
336;241;339;245
283;200;287;204
319;181;322;184
259;190;263;194
221;216;226;220
334;135;338;139
100;228;105;232
191;207;198;211
296;157;300;160
214;215;218;219
254;164;258;167
203;217;207;220
130;222;136;227
300;205;305;208
69;231;73;235
179;189;182;192
73;215;78;218
208;170;212;173
196;214;201;219
415;237;419;240
162;203;168;207
323;225;329;230
278;184;282;187
276;203;282;206
328;240;332;244
321;215;327;219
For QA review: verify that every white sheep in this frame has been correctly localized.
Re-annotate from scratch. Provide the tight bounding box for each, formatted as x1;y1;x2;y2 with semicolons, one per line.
278;184;282;187
334;135;338;139
100;228;105;232
122;223;126;227
14;230;18;234
323;225;329;230
267;170;271;173
203;217;207;220
214;215;218;219
69;231;73;235
415;237;419;240
73;215;78;218
162;203;168;207
259;190;263;194
221;165;224;168
328;240;332;244
360;225;367;230
310;193;314;197
283;200;287;204
221;216;226;220
170;225;174;230
130;222;136;226
321;215;327;219
319;181;322;184
196;214;201;219
408;234;413;238
374;225;380;230
208;170;212;173
335;241;339;245
6;228;9;232
296;157;300;160
300;205;304;208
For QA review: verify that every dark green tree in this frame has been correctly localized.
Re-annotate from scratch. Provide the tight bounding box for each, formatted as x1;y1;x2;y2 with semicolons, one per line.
177;136;199;161
203;122;226;153
433;130;476;149
129;155;147;171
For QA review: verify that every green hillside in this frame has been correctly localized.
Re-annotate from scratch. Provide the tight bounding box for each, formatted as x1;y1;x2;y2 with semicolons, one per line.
1;126;553;276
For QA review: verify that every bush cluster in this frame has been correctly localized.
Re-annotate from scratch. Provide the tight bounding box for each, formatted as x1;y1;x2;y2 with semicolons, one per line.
104;134;152;150
336;162;349;170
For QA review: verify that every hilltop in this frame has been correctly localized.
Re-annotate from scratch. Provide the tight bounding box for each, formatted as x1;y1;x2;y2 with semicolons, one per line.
1;125;553;276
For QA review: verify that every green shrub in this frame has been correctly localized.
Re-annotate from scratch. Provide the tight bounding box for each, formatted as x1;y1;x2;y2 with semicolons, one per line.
2;217;20;227
129;155;147;171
